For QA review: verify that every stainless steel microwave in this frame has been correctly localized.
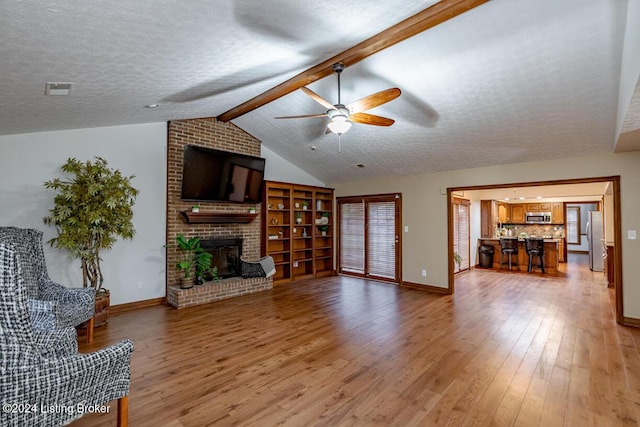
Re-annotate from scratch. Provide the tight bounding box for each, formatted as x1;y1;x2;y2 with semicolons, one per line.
526;212;552;224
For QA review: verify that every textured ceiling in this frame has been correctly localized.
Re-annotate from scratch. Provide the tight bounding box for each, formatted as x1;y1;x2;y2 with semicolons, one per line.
0;0;636;184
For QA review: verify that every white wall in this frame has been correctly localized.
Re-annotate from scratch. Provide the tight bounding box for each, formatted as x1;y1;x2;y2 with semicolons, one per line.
0;123;167;305
261;145;325;187
617;0;640;137
332;151;640;319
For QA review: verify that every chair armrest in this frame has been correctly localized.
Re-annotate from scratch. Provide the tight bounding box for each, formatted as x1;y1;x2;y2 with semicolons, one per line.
33;326;78;357
28;298;59;330
39;279;96;305
3;340;134;426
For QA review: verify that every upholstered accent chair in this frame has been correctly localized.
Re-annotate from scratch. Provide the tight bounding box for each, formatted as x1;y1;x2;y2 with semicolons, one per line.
0;241;133;427
0;227;95;342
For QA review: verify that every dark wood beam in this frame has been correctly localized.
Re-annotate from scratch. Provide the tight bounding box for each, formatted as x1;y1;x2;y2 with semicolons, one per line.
217;0;489;122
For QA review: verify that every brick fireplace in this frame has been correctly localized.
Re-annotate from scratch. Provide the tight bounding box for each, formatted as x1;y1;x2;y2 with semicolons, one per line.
166;118;272;309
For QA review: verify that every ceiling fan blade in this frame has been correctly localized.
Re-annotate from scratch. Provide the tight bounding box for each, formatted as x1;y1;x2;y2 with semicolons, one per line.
349;112;395;126
347;88;401;114
301;87;335;111
274;113;328;119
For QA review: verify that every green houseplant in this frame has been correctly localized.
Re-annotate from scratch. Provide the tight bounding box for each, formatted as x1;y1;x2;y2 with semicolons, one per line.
453;252;463;270
175;234;215;288
43;157;138;325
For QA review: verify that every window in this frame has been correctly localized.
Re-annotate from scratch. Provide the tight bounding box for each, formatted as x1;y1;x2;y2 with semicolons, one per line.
452;198;470;273
567;206;581;245
339;201;365;274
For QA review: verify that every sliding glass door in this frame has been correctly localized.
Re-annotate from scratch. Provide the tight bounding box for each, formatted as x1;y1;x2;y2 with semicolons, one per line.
338;194;401;283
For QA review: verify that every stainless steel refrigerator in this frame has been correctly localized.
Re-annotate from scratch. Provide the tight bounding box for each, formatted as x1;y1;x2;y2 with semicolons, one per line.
586;210;604;272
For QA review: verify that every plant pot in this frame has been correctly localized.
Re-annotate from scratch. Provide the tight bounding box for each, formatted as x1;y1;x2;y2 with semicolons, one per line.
191;207;200;213
296;218;302;224
180;277;195;289
94;289;110;327
321;231;327;237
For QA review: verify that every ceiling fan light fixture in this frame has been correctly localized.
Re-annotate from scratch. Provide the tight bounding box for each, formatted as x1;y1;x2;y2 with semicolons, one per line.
327;115;352;135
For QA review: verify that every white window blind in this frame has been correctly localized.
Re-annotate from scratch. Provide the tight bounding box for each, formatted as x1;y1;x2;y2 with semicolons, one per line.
567;207;580;245
367;201;396;279
453;198;470;273
339;202;365;274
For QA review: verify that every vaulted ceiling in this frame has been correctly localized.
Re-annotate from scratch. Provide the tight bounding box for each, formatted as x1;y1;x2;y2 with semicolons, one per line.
1;0;638;183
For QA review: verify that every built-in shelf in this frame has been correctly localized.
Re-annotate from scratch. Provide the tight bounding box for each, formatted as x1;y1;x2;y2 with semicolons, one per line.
180;211;258;224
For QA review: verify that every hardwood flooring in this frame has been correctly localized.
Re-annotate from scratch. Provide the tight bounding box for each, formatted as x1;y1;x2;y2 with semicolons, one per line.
72;254;640;426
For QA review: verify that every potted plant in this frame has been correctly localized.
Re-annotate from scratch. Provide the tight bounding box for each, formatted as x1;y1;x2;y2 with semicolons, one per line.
319;225;329;237
248;206;256;214
175;234;212;288
453;252;463;270
191;204;200;213
302;201;309;211
321;211;330;225
295;211;302;224
43;157;138;326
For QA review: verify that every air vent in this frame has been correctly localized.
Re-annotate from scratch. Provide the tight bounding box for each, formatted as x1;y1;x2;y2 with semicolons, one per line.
44;82;74;96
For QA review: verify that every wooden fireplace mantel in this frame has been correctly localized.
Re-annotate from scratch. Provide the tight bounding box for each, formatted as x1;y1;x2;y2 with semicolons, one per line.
180;211;258;224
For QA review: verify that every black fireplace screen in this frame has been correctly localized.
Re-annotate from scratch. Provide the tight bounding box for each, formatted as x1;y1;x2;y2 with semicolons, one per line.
200;238;242;279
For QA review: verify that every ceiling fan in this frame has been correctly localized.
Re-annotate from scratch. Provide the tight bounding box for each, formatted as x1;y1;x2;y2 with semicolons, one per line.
275;63;401;136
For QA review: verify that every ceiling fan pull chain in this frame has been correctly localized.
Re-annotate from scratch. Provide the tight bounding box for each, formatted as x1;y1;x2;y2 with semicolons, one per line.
338;134;342;153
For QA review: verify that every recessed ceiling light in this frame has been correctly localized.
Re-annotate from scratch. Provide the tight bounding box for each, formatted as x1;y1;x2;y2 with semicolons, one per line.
519;197;525;200
144;104;159;109
536;196;543;199
44;82;74;96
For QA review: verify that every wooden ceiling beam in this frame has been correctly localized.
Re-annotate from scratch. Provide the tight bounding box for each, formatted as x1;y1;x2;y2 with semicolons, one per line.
217;0;489;122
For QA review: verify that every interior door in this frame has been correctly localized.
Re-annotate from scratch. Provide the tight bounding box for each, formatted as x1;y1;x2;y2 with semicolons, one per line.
338;194;402;283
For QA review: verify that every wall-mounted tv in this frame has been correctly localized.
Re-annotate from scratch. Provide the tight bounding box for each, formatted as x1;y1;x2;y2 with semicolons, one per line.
181;144;265;203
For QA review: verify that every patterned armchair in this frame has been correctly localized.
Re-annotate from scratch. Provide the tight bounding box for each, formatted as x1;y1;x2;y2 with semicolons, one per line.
0;241;134;427
0;227;95;342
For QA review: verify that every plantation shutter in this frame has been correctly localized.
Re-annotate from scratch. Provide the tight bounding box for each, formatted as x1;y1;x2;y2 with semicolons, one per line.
339;201;365;274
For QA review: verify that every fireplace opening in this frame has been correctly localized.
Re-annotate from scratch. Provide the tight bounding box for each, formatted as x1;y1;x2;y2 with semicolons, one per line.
200;238;242;279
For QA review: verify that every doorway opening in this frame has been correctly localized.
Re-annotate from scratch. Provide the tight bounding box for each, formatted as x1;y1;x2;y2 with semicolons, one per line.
447;176;623;324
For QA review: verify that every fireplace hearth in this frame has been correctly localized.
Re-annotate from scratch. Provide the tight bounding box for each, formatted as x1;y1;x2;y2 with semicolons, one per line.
200;238;242;279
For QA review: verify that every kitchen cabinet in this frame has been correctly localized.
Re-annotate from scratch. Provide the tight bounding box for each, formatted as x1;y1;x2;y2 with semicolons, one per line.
480;200;494;238
526;203;539;212
552;202;564;224
557;238;565;262
539;202;551;211
606;243;615;288
497;202;509;223
511;204;526;224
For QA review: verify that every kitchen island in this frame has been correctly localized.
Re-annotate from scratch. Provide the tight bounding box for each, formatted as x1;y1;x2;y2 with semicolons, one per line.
478;238;559;273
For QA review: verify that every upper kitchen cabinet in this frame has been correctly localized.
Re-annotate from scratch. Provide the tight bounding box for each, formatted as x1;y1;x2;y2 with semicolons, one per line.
526;202;552;212
511;204;526;224
496;202;509;223
480;200;494;238
552;202;564;224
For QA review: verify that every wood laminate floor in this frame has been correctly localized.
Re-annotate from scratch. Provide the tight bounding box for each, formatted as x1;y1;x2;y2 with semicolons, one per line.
73;254;640;426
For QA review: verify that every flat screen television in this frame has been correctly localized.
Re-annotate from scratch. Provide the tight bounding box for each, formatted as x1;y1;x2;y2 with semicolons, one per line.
181;144;265;203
